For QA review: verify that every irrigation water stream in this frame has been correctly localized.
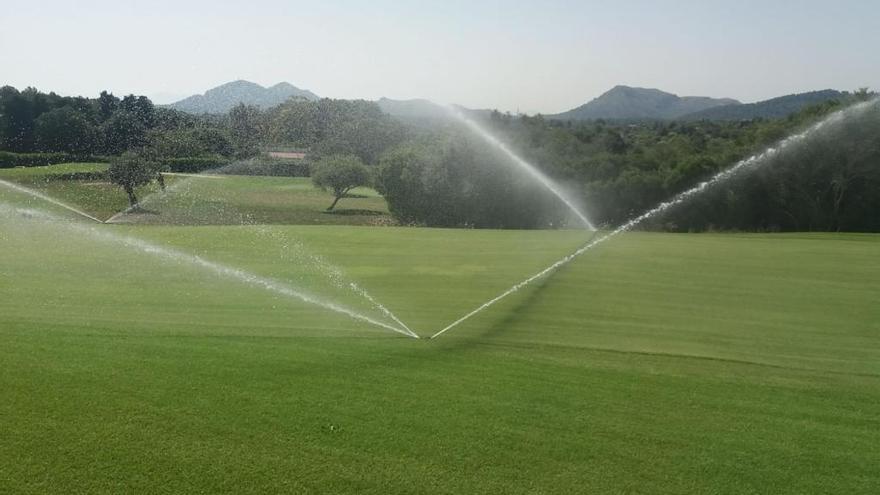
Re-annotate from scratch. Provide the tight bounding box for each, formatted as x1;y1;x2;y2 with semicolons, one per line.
0;192;417;338
429;97;880;339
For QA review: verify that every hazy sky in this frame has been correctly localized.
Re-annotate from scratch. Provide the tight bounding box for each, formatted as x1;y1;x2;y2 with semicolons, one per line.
2;0;878;113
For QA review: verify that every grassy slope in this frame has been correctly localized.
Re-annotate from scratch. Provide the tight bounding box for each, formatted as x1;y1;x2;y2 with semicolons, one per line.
0;163;166;221
0;163;390;225
115;174;390;225
1;196;878;493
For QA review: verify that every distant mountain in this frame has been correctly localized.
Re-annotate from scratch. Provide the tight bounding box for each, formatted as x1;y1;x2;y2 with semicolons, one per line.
376;97;448;120
376;97;491;123
168;80;319;114
678;90;845;120
550;86;739;121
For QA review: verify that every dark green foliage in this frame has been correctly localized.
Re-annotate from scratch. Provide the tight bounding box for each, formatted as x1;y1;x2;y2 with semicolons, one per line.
375;95;878;231
0;86;161;155
268;99;405;164
226;103;264;158
34;107;97;154
107;152;161;206
376;134;566;228
146;127;235;159
673;102;880;232
101;111;150;155
482;96;879;231
312;154;372;210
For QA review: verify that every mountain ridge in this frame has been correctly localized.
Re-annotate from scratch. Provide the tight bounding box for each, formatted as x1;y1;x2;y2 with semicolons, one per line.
549;85;740;121
678;89;846;120
168;80;319;114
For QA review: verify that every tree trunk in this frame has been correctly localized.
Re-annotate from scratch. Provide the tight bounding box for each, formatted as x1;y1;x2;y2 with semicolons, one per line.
157;173;166;191
327;195;341;211
125;185;138;208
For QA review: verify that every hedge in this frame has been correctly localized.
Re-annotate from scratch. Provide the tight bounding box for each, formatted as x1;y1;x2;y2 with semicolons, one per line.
46;171;108;181
218;158;310;177
0;151;109;168
161;156;230;173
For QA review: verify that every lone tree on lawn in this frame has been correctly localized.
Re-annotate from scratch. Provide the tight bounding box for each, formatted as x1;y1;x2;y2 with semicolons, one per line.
311;154;371;211
107;151;160;208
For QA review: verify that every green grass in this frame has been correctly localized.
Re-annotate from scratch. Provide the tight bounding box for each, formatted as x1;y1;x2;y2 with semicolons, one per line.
0;162;168;221
118;174;391;225
0;163;391;225
1;179;878;493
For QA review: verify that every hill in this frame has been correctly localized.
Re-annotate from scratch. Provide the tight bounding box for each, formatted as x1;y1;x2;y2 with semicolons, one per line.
550;85;739;120
376;97;449;120
679;89;846;120
376;97;492;123
169;80;319;114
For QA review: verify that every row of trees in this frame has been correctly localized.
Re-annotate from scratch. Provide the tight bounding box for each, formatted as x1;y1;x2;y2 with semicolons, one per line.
2;84;877;231
94;90;880;229
0;86;181;155
0;86;403;163
223;98;406;164
375;135;566;228
370;92;878;231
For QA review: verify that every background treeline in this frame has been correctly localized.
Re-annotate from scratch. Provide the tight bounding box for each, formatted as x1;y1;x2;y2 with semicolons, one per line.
2;85;878;231
0;86;403;172
376;92;878;231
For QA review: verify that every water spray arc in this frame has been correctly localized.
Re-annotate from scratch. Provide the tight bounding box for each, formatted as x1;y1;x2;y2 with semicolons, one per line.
106;166;417;336
251;225;417;337
0;202;418;338
0;178;104;223
443;105;596;230
430;98;880;340
104;173;218;223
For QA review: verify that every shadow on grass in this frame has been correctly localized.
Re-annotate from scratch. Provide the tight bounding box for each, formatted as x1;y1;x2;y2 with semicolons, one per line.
426;269;567;353
429;230;599;349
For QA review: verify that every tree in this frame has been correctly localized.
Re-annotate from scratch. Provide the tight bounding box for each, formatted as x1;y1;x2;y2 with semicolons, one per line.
375;135;565;228
147;127;234;159
107;152;159;207
102;111;148;154
311;154;371;210
227;103;264;157
0;86;38;152
34;106;96;153
97;91;118;121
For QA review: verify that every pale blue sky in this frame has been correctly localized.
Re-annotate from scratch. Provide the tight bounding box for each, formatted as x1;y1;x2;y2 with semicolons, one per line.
2;0;877;113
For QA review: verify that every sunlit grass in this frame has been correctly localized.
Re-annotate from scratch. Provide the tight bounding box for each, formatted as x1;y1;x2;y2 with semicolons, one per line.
1;205;878;492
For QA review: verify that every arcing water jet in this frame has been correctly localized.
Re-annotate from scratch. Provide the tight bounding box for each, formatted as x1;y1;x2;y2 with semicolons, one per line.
106;163;417;336
443;104;596;230
0;201;418;338
0;178;104;223
430;98;880;340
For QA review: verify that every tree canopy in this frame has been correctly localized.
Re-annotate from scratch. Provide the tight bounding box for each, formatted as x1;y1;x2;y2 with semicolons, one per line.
311;154;372;211
107;152;163;207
